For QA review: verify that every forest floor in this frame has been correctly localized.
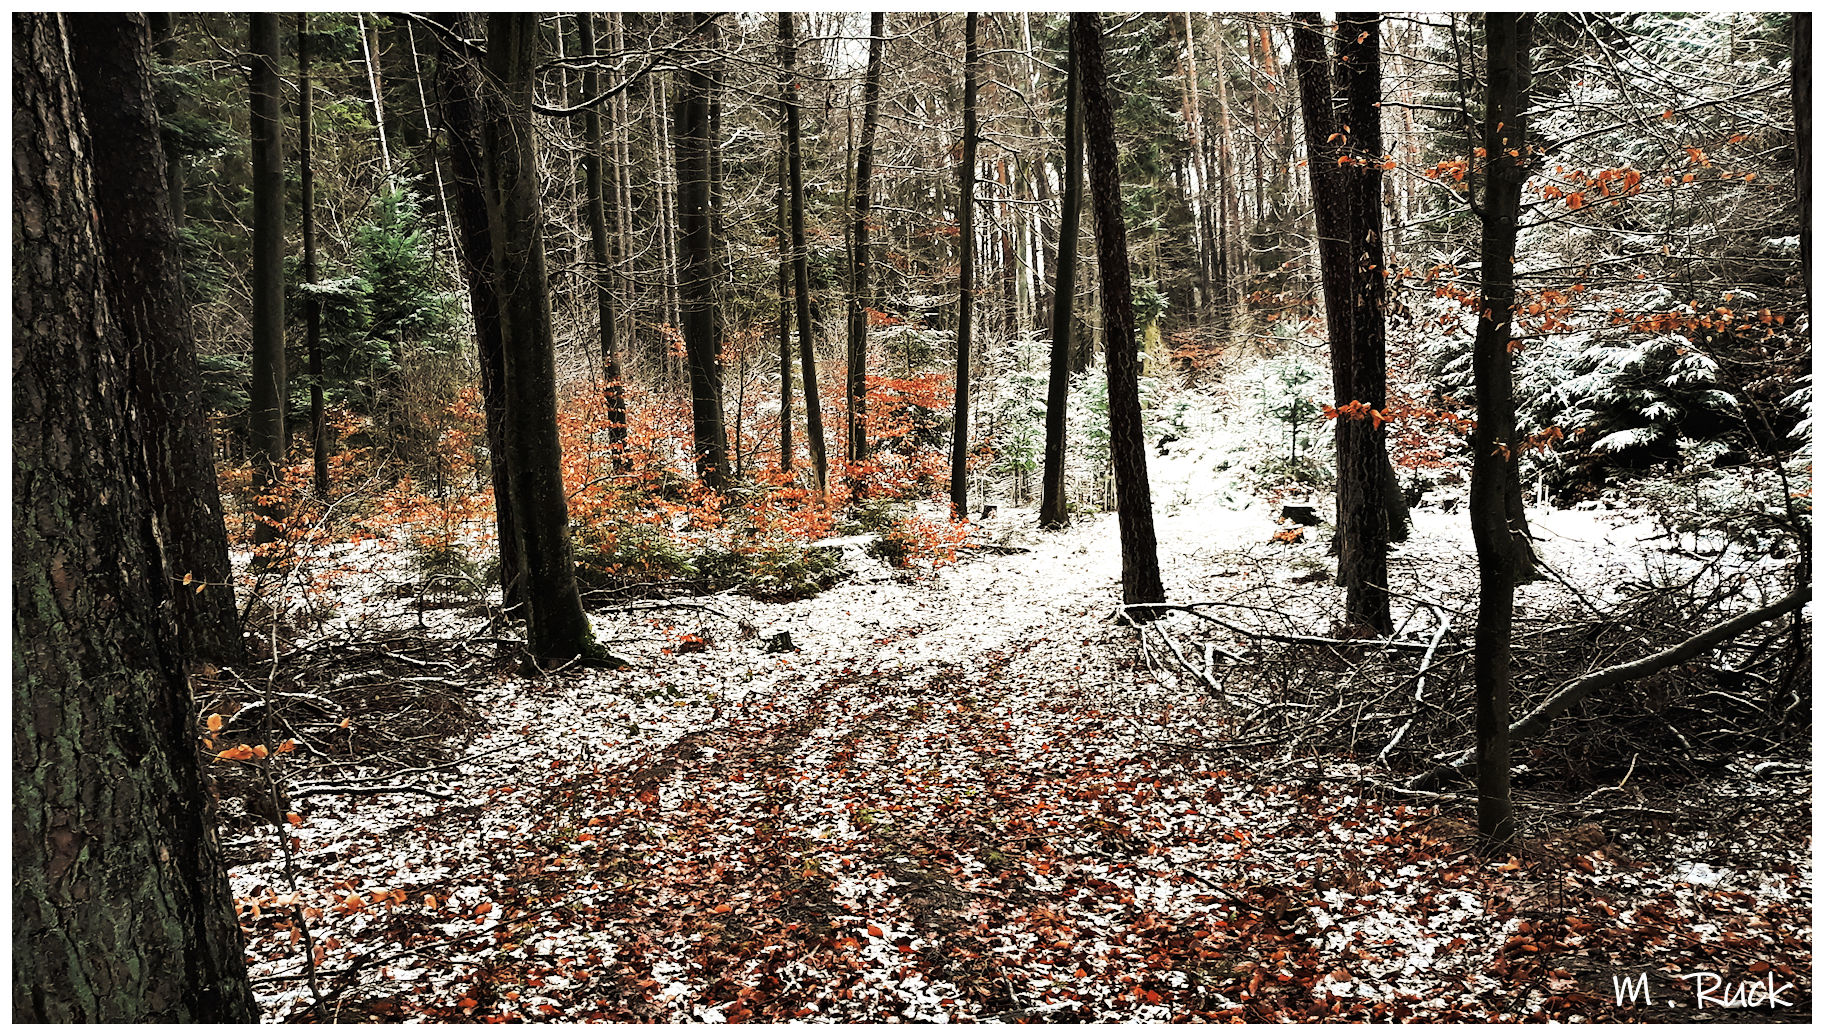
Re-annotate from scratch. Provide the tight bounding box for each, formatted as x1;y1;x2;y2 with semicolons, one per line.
222;443;1811;1023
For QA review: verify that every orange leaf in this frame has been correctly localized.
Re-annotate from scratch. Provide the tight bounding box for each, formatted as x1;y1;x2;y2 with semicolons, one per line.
285;812;304;826
206;713;224;733
714;903;733;914
867;924;883;937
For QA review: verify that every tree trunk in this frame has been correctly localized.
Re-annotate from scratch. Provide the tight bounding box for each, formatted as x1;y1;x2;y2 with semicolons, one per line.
1040;28;1083;531
1469;13;1536;848
297;14;329;498
431;12;521;611
1797;13;1811;305
14;14;256;1019
1076;12;1166;614
358;12;393;185
950;13;981;516
1339;13;1393;631
780;12;828;492
1293;12;1396;633
777;142;794;472
675;13;730;487
578;13;628;456
248;13;286;549
67;12;243;663
847;13;886;468
479;13;599;662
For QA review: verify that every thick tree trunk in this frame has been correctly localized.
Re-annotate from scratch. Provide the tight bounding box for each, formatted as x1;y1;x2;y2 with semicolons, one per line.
14;14;256;1019
248;13;286;548
578;13;628;456
950;13;981;517
780;12;828;492
1076;12;1166;614
149;13;185;230
298;15;329;499
1469;13;1537;848
432;12;521;611
847;13;886;468
479;13;599;662
1039;29;1083;532
67;13;243;664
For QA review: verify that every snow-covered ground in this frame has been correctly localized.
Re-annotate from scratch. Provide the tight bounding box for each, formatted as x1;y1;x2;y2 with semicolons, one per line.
227;416;1810;1022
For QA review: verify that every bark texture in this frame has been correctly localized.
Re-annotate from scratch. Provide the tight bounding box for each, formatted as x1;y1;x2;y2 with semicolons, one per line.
66;12;242;663
13;13;256;1020
1075;12;1167;613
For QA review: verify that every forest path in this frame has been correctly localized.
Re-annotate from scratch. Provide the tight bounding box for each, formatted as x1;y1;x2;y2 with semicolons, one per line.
236;487;1810;1022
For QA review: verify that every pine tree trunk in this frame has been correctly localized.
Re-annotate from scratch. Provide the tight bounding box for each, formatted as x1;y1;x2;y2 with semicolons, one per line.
479;13;598;661
578;13;628;456
1076;12;1166;614
847;13;886;468
248;14;286;550
432;12;521;611
14;14;255;1019
1039;28;1083;532
1469;13;1537;848
780;12;828;492
950;13;981;516
66;12;243;663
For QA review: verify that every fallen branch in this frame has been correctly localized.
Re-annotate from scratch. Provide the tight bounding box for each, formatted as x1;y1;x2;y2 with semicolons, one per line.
291;783;455;802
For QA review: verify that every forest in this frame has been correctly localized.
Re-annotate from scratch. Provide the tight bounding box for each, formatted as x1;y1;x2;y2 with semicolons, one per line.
11;10;1812;1023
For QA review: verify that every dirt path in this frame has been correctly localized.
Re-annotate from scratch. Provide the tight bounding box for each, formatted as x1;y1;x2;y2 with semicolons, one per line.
231;498;1810;1022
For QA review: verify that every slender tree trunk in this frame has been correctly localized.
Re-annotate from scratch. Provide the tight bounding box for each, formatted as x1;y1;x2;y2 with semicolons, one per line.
950;13;981;516
1076;12;1166;614
14;14;256;1019
1468;13;1537;848
67;13;243;663
1339;13;1393;631
578;13;628;456
1039;28;1083;531
479;13;600;661
847;13;886;468
777;143;795;472
1209;15;1246;320
248;13;286;549
780;12;828;491
358;12;393;185
405;20;462;285
675;13;730;487
298;14;329;499
1180;13;1216;318
610;14;636;365
431;12;520;611
1797;13;1811;306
